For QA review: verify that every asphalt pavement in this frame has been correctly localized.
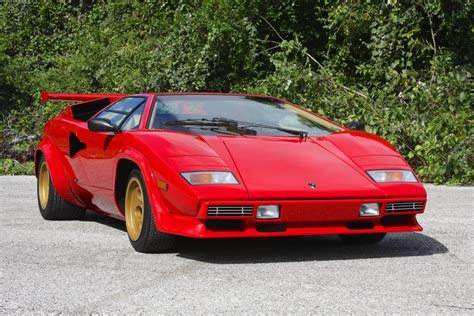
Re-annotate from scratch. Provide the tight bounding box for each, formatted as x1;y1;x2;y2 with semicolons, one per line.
1;176;473;314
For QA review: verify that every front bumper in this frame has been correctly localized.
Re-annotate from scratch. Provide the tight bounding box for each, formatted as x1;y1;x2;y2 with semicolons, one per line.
157;197;426;238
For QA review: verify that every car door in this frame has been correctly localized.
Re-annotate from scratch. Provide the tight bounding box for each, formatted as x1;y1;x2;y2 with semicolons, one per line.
73;96;148;214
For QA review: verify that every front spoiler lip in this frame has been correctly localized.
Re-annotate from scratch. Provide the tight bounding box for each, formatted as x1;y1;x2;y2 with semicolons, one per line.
156;197;426;238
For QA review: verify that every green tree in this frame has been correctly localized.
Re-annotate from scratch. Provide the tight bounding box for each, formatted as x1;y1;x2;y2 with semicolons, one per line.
0;0;472;183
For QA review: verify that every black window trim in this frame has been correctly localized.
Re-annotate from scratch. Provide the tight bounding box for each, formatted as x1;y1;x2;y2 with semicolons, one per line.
146;95;159;129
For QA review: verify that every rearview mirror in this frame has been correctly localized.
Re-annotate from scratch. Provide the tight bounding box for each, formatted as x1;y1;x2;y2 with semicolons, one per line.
347;120;365;131
88;118;120;134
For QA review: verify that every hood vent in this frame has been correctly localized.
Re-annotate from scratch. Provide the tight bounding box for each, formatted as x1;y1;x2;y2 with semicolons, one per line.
207;206;253;216
385;201;424;212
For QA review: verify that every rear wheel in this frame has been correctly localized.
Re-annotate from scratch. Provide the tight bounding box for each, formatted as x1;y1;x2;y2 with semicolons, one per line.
37;157;86;220
125;169;176;253
339;233;386;244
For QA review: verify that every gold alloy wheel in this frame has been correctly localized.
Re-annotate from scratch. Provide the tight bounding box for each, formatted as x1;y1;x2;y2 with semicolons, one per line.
125;177;145;241
38;161;50;209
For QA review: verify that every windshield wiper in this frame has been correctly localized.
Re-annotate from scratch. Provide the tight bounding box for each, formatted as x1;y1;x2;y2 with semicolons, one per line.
212;117;308;139
165;119;257;136
165;118;308;139
165;118;223;127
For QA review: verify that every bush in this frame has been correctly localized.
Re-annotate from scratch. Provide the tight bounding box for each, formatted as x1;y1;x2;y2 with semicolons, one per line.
0;0;472;184
0;159;34;175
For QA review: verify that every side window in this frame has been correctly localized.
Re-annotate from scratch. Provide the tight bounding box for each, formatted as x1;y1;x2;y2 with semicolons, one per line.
95;97;146;129
121;103;145;131
95;110;126;126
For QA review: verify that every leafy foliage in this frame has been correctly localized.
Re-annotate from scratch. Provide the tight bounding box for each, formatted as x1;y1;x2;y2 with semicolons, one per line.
0;0;472;184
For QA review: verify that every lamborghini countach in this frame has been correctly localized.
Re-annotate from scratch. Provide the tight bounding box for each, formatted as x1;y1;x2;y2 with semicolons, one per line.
36;92;427;252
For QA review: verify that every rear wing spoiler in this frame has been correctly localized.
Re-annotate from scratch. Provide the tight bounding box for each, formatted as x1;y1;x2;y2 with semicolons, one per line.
40;91;128;103
40;91;129;122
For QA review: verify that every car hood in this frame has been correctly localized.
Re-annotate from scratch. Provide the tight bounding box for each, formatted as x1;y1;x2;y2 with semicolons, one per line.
134;131;409;199
219;135;385;199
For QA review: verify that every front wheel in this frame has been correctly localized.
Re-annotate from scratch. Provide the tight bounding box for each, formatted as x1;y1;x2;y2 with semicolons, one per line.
339;233;386;244
125;169;176;253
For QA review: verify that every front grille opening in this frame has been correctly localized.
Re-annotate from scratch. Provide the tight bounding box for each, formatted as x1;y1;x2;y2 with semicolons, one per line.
206;220;245;231
385;201;424;212
381;215;414;227
347;221;375;230
255;224;287;232
207;205;253;216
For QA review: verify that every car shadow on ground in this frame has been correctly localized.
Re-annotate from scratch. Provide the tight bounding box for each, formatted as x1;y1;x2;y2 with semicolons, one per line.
81;211;127;232
82;211;448;264
174;233;448;264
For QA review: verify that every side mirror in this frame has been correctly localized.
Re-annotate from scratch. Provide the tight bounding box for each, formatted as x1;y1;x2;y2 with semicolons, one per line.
88;118;120;134
348;120;365;131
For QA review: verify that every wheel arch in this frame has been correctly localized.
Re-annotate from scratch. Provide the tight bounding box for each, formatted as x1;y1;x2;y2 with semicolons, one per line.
35;138;83;206
115;158;141;214
113;151;170;232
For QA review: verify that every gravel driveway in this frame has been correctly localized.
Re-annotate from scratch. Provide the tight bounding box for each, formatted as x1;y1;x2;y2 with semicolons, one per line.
1;176;472;314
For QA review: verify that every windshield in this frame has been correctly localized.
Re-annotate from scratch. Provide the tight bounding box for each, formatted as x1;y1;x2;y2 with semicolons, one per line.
148;95;343;136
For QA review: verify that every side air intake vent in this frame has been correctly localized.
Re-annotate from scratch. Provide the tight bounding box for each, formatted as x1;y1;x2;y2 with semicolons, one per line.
385;201;424;212
207;206;253;216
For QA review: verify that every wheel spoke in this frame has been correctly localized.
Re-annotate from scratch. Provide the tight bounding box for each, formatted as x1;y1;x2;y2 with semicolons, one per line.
137;189;143;203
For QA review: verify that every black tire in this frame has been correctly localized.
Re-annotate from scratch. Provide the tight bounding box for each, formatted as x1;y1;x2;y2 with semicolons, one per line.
37;156;86;220
339;233;386;245
126;169;176;253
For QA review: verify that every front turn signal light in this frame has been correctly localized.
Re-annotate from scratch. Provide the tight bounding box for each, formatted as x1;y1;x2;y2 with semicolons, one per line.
181;171;239;185
367;170;417;183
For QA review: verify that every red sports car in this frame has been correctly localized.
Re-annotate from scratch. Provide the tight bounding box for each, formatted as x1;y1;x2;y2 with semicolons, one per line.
36;91;427;252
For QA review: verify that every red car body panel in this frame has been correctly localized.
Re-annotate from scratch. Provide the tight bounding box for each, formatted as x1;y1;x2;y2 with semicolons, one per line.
220;136;385;199
36;91;427;238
